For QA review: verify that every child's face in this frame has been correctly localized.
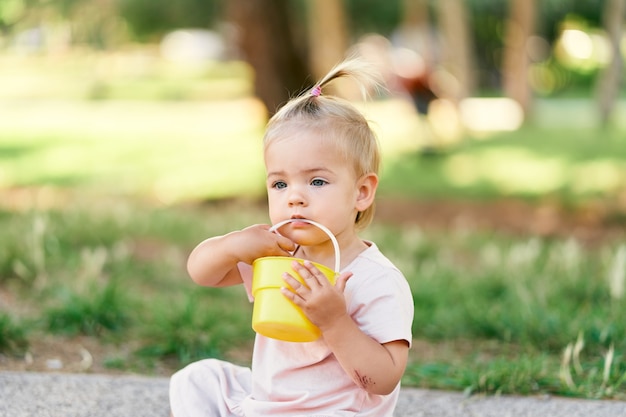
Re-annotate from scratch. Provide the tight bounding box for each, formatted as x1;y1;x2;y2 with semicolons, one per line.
264;129;366;245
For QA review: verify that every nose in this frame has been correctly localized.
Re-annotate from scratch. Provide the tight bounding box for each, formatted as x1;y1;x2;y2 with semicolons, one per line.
287;186;307;206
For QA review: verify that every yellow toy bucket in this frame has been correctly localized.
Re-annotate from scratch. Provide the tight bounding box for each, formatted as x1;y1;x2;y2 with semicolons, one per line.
251;219;340;342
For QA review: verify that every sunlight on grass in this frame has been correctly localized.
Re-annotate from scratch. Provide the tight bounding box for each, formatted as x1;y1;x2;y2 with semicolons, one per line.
444;148;567;194
0;98;269;202
3;98;625;203
572;160;626;194
1;53;625;204
443;147;626;196
459;98;524;133
356;99;424;155
0;52;252;101
0;97;431;202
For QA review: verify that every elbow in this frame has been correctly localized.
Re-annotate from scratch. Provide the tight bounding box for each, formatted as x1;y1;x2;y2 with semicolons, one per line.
367;381;400;396
186;254;236;287
355;370;401;396
187;256;209;286
187;265;201;285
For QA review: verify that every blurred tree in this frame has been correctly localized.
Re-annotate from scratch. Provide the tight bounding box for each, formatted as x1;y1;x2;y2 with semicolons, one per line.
465;0;506;91
68;0;125;48
400;0;436;68
0;0;126;48
226;0;309;115
118;0;221;41
539;0;603;41
502;0;536;119
436;0;476;101
344;0;400;36
2;0;618;101
306;0;348;82
0;0;30;34
392;0;440;115
596;0;625;128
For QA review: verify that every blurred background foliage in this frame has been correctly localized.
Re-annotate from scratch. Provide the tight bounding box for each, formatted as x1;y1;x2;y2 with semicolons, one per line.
1;0;624;204
0;0;622;100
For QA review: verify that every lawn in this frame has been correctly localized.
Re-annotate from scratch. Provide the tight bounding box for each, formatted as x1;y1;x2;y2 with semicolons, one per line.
1;195;624;399
1;52;625;399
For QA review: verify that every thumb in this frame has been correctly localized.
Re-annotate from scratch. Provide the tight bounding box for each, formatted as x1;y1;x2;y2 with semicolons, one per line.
334;272;353;292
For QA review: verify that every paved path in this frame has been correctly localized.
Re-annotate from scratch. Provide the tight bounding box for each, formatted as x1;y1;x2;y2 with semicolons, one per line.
1;371;625;417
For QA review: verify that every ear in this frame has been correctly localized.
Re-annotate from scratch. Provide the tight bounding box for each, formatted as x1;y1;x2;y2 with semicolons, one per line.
355;173;378;212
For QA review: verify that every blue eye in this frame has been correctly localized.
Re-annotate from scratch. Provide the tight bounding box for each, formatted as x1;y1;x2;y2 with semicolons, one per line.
311;178;327;187
272;181;287;189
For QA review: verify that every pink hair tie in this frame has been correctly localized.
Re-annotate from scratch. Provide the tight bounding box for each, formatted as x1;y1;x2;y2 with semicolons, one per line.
311;85;322;97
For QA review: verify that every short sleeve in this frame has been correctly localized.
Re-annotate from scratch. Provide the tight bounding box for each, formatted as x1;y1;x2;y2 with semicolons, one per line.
237;262;254;302
345;250;414;347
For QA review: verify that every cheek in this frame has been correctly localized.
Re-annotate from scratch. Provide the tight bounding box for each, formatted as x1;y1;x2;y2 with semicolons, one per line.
266;193;276;207
266;195;282;221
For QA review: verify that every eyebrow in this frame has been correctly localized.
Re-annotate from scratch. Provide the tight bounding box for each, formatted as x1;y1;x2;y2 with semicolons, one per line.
266;167;334;178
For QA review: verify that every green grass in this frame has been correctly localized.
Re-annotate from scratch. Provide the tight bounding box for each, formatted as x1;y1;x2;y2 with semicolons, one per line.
1;104;625;208
370;223;626;398
44;278;132;336
379;126;626;205
0;198;624;398
0;313;28;354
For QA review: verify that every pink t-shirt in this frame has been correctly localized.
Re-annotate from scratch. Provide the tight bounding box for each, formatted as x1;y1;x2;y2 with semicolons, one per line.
238;242;414;417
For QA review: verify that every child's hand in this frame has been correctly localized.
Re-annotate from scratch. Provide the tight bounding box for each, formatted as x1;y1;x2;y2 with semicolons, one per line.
280;260;353;332
187;223;297;287
236;224;297;264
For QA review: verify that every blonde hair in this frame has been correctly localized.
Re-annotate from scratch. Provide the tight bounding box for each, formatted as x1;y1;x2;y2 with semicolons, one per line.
263;58;383;229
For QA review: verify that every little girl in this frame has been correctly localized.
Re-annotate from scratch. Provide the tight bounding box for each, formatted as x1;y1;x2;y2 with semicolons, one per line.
169;57;414;417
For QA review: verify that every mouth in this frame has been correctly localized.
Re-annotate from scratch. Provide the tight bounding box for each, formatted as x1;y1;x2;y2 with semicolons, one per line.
288;216;311;227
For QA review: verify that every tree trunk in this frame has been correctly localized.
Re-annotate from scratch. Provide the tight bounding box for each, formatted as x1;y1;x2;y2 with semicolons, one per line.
596;0;625;128
226;0;309;116
307;0;348;80
502;0;536;119
436;0;476;101
399;0;435;68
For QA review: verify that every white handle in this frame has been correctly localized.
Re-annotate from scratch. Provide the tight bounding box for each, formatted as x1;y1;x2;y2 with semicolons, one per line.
269;219;341;273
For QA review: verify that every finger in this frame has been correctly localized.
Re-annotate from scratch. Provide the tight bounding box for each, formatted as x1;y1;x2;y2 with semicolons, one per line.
277;235;296;252
276;246;294;257
305;260;336;288
281;273;309;306
293;261;324;288
273;233;296;251
334;271;353;293
280;287;304;307
282;273;308;293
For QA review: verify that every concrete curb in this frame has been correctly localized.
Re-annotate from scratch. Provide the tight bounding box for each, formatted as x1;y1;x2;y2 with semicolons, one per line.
0;371;624;417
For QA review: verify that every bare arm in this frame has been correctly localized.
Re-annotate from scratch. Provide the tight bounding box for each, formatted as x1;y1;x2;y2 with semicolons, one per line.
281;261;409;395
187;224;296;287
321;316;409;395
